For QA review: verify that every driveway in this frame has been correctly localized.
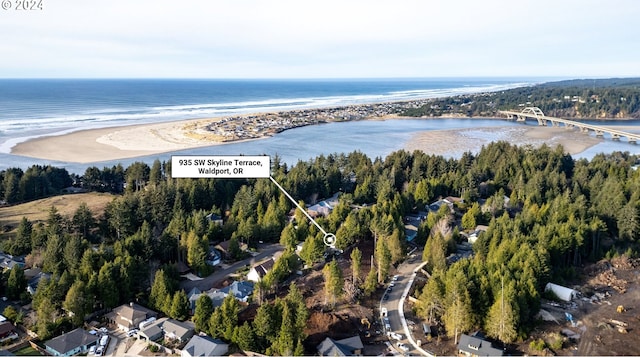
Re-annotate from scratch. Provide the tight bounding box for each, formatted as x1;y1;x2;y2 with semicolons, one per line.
180;243;284;292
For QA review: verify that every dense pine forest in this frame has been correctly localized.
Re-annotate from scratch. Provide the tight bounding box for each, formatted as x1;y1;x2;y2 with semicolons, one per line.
1;139;639;352
401;77;640;119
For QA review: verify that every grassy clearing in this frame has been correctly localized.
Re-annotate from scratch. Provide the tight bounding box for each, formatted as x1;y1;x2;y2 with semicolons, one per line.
11;345;41;356
0;192;115;233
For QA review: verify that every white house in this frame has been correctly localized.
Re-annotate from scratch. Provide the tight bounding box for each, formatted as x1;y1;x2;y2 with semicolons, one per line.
247;258;275;283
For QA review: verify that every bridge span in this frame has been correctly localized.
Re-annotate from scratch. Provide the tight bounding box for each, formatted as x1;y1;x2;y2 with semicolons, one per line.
499;107;640;143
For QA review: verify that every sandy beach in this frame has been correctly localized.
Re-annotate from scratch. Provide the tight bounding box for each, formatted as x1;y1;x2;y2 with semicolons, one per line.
11;118;233;163
9;116;625;164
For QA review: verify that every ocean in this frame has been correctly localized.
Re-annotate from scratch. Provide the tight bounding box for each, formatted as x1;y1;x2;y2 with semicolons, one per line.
2;77;637;173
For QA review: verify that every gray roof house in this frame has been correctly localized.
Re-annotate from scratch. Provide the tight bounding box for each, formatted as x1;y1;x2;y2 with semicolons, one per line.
107;302;158;332
220;281;254;302
181;335;228;357
188;288;227;313
457;333;503;357
317;335;364;356
44;328;99;356
163;319;195;343
139;319;165;342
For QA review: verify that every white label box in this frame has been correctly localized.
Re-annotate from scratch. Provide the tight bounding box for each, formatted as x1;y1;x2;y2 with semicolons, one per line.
171;155;270;178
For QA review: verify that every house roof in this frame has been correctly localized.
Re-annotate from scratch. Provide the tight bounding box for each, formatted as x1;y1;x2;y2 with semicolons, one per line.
251;259;275;278
141;322;164;341
182;335;228;357
216;240;231;252
44;328;99;355
220;281;254;300
112;303;157;329
187;287;202;300
457;333;503;357
163;319;194;340
0;321;16;336
317;336;363;356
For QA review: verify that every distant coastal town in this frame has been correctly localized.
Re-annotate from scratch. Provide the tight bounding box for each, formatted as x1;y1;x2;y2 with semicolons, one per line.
194;101;425;142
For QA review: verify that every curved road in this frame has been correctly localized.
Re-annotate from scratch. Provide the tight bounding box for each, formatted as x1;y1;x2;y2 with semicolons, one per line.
380;254;433;356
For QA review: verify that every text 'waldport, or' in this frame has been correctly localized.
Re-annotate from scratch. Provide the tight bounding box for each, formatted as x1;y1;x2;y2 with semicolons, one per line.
171;155;271;178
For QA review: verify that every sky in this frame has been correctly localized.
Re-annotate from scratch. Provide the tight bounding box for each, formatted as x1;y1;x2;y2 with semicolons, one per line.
1;0;639;79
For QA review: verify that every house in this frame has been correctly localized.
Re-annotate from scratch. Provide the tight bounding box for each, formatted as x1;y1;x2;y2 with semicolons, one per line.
205;213;223;226
457;333;503;357
107;302;158;332
427;198;455;213
163;319;195;343
139;319;165;342
188;288;227;314
216;240;232;259
308;193;341;218
0;321;18;343
44;328;99;356
25;268;51;295
545;283;578;302
467;225;488;244
206;247;222;266
247;258;275;283
0;253;25;271
317;335;364;356
220;281;254;303
404;224;418;242
308;201;333;217
215;240;247;260
181;335;228;357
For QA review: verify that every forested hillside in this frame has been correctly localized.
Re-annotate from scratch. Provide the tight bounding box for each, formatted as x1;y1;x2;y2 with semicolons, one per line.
401;77;640;119
1;143;639;351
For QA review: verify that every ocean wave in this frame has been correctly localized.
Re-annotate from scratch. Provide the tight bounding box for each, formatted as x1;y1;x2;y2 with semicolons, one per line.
0;80;535;150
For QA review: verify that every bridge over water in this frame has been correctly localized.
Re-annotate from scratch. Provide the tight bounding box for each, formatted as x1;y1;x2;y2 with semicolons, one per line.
499;107;640;143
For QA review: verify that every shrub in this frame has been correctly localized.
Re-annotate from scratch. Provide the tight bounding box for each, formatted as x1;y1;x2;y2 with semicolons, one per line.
529;338;546;351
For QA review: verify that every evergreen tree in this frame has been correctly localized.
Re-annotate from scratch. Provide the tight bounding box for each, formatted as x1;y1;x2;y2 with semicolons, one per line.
11;217;32;255
235;322;257;351
170;290;189;321
363;266;378;297
417;271;445;324
72;202;95;240
322;259;344;308
7;265;27;301
350;247;362;284
279;223;298;251
150;269;172;313
193;294;213;332
485;281;518;344
63;281;90;326
220;294;239;341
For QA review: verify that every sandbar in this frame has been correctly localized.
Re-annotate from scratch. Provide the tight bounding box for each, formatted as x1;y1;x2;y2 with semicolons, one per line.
404;126;603;156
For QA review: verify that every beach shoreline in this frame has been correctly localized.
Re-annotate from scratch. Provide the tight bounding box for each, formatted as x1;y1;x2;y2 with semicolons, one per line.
10;96;639;164
10;111;610;164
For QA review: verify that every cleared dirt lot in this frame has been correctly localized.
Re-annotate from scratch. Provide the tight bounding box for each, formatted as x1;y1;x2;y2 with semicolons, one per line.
522;256;640;356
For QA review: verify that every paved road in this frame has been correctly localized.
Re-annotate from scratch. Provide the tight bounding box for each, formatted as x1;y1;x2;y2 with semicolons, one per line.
381;255;424;355
179;243;284;292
